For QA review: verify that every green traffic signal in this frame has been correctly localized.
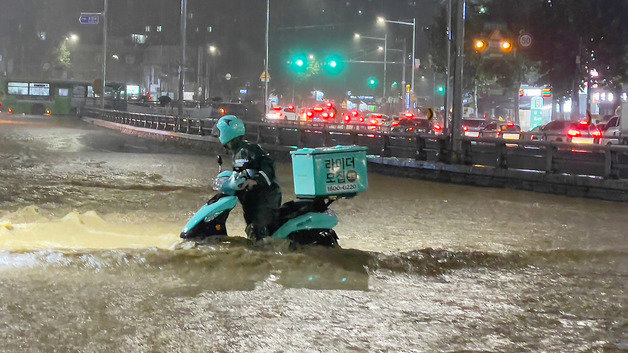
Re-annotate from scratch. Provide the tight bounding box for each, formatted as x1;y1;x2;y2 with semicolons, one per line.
324;54;344;75
367;77;378;88
436;85;446;94
289;53;309;73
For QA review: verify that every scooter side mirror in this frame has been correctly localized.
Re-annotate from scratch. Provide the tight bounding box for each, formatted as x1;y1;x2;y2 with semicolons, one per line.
217;155;223;166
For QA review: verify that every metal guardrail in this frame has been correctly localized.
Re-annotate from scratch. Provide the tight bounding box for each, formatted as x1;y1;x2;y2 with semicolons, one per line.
82;107;628;180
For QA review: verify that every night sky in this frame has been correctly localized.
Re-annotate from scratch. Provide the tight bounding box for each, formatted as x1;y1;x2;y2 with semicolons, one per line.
0;0;437;96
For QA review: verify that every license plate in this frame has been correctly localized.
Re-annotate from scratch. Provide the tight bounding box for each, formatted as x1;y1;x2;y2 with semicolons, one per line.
572;137;594;144
465;131;480;137
502;133;520;140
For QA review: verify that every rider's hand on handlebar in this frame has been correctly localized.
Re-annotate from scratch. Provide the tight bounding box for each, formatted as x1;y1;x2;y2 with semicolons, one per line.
239;179;258;191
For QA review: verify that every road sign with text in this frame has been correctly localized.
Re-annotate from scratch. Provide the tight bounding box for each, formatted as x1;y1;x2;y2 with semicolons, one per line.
79;13;101;25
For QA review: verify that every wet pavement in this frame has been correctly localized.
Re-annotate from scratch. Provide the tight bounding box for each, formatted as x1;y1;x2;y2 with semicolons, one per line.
0;114;626;352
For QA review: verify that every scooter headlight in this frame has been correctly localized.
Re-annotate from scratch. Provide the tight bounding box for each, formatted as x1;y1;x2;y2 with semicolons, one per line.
212;176;229;191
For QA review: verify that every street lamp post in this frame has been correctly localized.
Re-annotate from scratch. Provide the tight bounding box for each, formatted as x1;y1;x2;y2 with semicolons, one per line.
378;16;416;108
178;0;187;117
101;0;108;109
264;0;270;115
354;33;388;99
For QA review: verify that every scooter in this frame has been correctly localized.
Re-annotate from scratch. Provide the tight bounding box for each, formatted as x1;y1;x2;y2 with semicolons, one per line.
180;155;341;247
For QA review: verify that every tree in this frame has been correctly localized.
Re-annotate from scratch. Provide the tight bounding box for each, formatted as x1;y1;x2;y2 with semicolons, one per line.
429;0;626;120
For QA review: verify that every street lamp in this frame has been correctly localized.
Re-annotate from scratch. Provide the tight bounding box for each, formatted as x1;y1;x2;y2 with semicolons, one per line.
354;32;388;98
377;16;416;108
204;44;219;101
69;33;79;42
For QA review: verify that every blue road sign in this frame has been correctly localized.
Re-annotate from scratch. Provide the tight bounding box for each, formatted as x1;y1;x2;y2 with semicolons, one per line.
79;13;101;25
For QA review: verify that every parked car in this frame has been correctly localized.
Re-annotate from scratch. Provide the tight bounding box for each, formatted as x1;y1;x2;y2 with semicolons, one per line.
365;113;393;129
390;116;434;134
461;118;488;138
538;120;602;144
601;103;627;145
340;110;367;124
480;121;523;140
265;105;298;122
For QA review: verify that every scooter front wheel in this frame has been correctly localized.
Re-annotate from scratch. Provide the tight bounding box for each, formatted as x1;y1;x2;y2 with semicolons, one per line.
288;229;339;248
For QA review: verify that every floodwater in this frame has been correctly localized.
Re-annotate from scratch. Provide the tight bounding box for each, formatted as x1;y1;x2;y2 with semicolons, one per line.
0;114;626;352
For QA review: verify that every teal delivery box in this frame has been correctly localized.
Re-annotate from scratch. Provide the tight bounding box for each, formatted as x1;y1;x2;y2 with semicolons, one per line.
290;145;368;197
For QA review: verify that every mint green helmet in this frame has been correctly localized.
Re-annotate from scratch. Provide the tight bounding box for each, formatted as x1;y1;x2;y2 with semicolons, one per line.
216;115;245;145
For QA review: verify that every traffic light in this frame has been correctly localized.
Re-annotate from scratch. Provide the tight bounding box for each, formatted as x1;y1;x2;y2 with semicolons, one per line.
324;54;345;75
436;85;445;94
474;39;487;52
500;40;513;53
288;53;309;73
367;77;378;88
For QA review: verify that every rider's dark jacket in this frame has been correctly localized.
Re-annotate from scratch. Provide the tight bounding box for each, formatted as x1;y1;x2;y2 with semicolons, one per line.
228;137;282;240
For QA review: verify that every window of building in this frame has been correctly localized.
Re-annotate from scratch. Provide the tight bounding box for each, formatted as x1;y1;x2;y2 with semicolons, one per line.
8;82;29;95
29;83;50;96
131;34;147;44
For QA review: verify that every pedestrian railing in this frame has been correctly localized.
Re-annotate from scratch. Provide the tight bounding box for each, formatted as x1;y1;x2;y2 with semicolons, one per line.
82;107;628;180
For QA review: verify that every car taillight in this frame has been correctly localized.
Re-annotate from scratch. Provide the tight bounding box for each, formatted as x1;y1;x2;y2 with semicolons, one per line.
46;109;51;115
352;111;358;117
507;121;514;127
322;112;329;118
408;127;414;132
8;108;13;114
314;107;323;112
273;106;282;111
288;105;294;111
326;102;332;108
306;111;313;117
592;130;602;138
567;129;581;137
329;112;335;118
434;123;442;131
579;120;588;126
404;112;413;118
359;117;365;123
463;125;468;132
502;125;508;130
392;121;399;126
219;108;226;115
344;116;350;123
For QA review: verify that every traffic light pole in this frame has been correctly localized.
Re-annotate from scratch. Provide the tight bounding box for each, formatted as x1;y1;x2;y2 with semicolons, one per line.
443;0;452;130
101;0;108;109
383;34;387;100
264;0;270;115
178;0;187;118
451;0;466;155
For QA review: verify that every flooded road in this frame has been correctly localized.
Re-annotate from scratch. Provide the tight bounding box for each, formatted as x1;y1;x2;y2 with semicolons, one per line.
1;115;626;352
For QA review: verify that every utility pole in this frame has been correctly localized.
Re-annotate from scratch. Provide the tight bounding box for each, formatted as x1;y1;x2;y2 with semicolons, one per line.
197;46;203;102
402;40;407;108
178;0;187;117
101;0;108;109
264;0;270;115
383;33;388;100
451;0;466;155
411;18;416;98
443;0;452;130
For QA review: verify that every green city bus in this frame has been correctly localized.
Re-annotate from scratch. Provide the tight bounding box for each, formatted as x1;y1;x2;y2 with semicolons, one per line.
0;79;127;116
